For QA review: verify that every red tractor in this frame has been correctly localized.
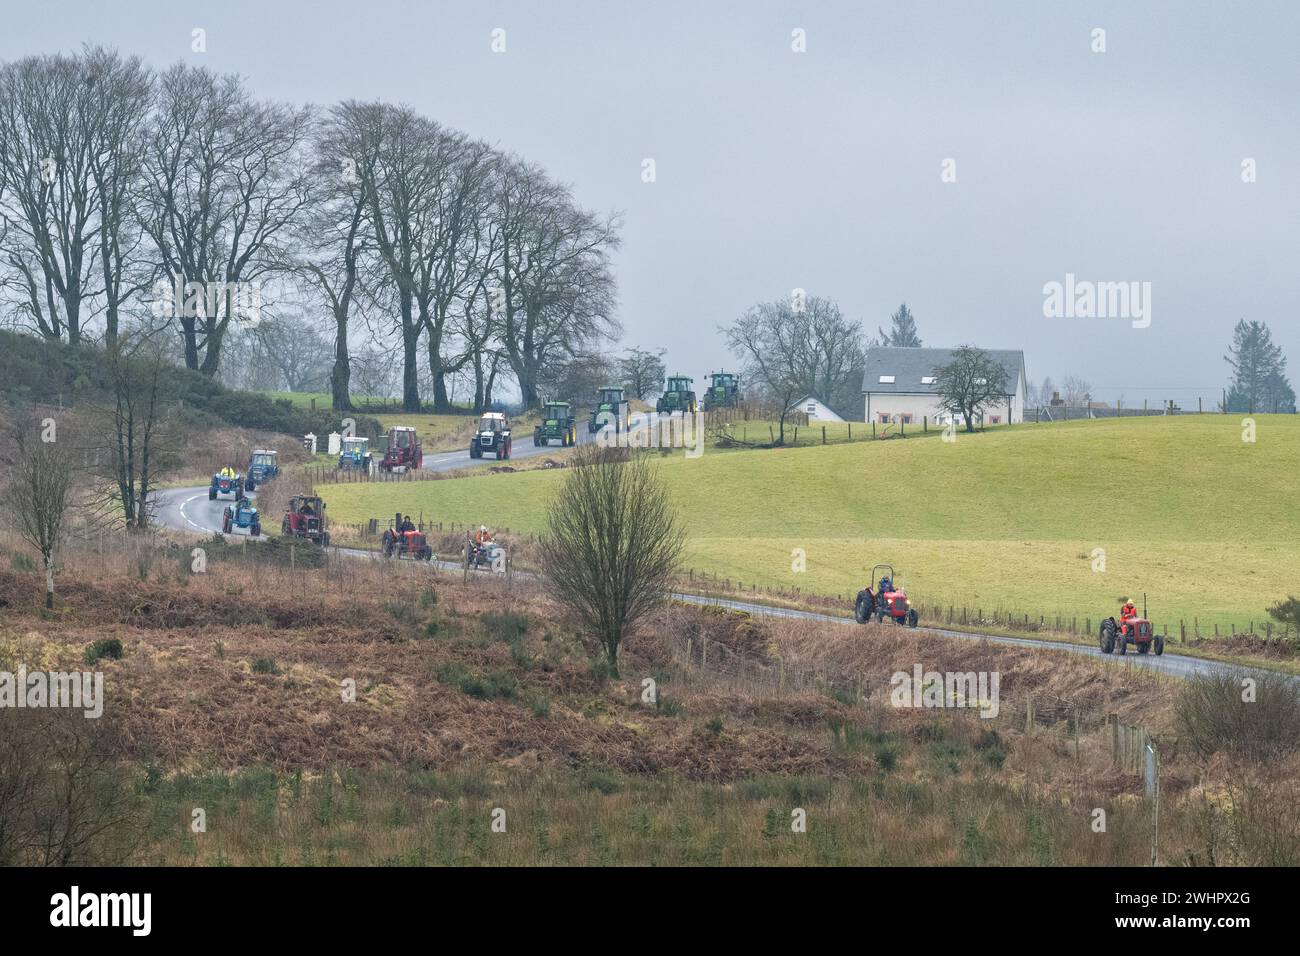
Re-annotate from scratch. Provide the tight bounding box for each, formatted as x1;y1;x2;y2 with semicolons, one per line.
282;494;329;548
380;426;423;472
381;520;433;561
854;564;919;627
1099;598;1164;655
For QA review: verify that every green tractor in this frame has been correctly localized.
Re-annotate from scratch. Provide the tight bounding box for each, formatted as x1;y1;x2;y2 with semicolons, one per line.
534;400;578;447
588;385;629;434
656;375;697;414
702;370;741;411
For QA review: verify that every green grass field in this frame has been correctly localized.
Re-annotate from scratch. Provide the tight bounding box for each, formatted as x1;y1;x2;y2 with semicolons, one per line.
317;415;1300;631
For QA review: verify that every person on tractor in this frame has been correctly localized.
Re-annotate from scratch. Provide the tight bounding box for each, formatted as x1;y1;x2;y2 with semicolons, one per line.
878;575;893;595
221;465;236;479
1120;598;1138;634
300;499;315;516
400;515;416;533
474;524;492;546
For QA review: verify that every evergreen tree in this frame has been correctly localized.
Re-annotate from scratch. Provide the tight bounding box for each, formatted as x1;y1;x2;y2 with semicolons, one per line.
1224;320;1290;413
878;303;922;347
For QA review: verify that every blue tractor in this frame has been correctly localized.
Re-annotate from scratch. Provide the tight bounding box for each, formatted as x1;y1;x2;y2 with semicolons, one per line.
245;449;279;491
338;436;372;471
222;498;261;537
209;469;245;501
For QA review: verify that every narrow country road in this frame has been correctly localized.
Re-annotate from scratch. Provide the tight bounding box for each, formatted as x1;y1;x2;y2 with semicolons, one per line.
151;480;1283;684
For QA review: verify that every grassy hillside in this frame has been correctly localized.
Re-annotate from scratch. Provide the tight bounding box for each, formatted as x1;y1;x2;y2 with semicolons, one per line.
317;415;1300;630
6;531;1297;865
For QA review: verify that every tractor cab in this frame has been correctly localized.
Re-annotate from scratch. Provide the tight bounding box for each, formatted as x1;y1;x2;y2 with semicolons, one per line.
589;386;629;434
338;436;372;471
535;401;577;447
381;426;422;472
656;375;698;415
245;449;279;491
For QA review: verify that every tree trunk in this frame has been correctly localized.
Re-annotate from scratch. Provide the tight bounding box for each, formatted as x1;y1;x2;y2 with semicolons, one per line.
44;558;54;610
399;290;420;411
331;308;353;412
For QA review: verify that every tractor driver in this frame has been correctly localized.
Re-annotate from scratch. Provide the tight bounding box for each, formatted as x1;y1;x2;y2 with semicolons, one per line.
878;575;892;595
1120;598;1138;633
300;499;315;516
474;524;493;546
400;515;416;533
220;465;236;479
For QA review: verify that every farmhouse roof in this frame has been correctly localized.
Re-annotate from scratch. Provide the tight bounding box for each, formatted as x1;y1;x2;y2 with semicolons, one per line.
861;347;1025;395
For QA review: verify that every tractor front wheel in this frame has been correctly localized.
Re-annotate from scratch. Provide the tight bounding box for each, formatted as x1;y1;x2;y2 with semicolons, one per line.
246;478;256;492
321;533;330;548
209;488;217;501
1117;632;1128;655
907;609;919;627
223;516;232;533
1154;635;1165;656
282;518;290;535
251;522;261;537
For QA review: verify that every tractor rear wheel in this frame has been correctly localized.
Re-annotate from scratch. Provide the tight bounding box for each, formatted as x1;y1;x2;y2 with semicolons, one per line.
854;594;870;624
1100;618;1116;654
209;488;217;501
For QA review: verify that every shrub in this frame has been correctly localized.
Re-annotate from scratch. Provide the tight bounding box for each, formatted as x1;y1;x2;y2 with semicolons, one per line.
252;658;281;675
1177;668;1300;762
874;743;901;772
84;638;123;665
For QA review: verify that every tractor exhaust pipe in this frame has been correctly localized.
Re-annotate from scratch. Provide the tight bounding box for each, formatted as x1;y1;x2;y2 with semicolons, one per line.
1143;592;1147;619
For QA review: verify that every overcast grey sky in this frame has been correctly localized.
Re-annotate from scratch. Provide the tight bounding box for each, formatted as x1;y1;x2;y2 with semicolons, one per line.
4;0;1297;406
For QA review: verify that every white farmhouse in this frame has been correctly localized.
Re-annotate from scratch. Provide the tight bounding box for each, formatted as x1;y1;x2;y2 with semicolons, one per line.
788;394;845;422
862;347;1028;426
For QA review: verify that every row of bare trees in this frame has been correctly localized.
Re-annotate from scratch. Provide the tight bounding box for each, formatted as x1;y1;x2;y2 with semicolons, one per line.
0;47;622;411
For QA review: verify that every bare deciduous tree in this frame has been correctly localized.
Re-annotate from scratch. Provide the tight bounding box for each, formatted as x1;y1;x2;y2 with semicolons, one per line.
0;706;141;866
0;53;103;345
96;335;178;530
724;294;866;443
932;345;1008;432
616;346;666;401
141;64;311;375
2;416;75;607
541;447;685;675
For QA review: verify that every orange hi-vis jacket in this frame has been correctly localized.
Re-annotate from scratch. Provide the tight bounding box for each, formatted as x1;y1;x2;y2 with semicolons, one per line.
1120;603;1138;622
